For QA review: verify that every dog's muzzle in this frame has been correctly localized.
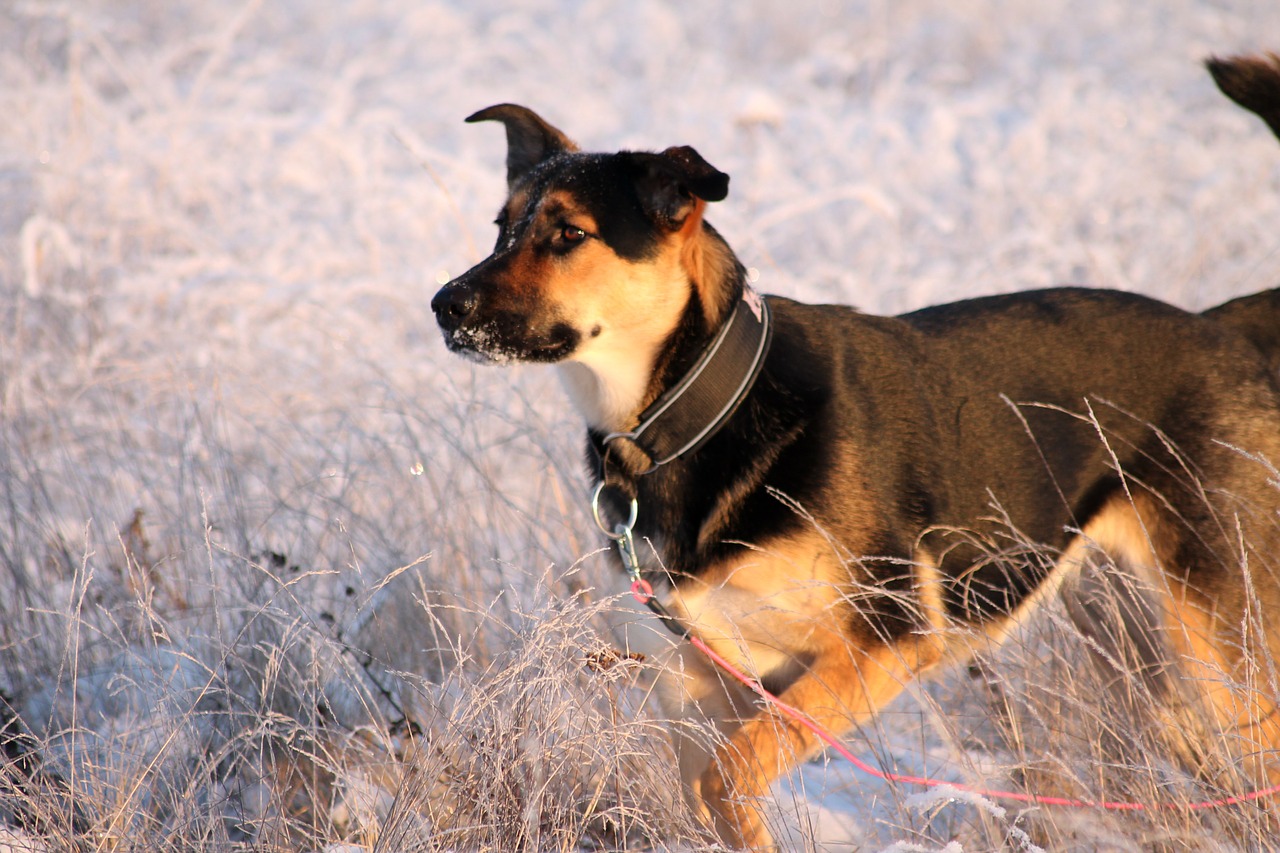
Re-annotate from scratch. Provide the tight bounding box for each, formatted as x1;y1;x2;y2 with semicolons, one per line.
431;276;580;364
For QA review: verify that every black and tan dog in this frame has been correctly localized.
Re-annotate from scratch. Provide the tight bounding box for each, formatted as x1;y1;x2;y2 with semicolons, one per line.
433;55;1280;848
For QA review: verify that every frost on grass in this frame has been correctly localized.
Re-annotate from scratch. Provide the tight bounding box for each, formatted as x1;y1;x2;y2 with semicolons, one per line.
4;0;1280;849
901;787;1044;853
339;593;707;851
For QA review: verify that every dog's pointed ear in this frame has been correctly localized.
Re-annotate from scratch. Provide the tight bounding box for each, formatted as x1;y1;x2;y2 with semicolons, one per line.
631;146;730;229
466;104;579;188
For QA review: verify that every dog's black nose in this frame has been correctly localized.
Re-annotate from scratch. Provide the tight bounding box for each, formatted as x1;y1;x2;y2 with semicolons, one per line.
432;282;477;332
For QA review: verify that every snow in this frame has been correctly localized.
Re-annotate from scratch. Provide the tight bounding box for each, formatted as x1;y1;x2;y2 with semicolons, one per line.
2;0;1280;849
0;829;48;853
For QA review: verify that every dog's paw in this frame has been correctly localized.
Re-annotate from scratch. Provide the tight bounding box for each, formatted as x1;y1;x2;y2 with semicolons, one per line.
698;764;776;851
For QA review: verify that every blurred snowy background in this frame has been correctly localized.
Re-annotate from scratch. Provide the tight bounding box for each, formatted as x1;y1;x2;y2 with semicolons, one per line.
2;0;1280;850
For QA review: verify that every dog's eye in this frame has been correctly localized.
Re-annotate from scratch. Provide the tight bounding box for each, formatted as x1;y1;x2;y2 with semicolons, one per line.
559;225;587;244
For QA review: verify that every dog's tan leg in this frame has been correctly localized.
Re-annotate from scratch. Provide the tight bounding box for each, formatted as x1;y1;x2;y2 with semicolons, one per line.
1157;580;1280;787
698;636;939;850
610;600;761;823
1093;482;1280;788
656;641;760;818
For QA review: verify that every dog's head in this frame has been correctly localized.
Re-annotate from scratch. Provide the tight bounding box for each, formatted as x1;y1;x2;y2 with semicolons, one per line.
432;105;735;426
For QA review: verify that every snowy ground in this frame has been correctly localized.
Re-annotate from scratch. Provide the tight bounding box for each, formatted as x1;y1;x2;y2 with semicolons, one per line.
3;0;1280;850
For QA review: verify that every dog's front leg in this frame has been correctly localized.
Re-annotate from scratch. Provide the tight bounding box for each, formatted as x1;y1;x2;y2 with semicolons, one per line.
698;640;932;850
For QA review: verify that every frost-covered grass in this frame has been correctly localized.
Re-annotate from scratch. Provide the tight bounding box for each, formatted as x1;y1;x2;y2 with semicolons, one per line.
3;0;1280;850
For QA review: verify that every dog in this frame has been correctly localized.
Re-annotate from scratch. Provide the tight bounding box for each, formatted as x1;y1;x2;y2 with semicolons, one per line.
432;54;1280;849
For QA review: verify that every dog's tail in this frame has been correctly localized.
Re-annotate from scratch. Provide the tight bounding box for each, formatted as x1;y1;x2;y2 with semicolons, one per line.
1202;54;1280;374
1206;52;1280;141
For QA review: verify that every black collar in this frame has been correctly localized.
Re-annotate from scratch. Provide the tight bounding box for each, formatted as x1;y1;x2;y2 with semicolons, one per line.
596;288;773;476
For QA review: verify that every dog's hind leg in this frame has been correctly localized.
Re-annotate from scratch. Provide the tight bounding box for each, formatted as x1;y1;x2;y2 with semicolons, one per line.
1058;538;1219;776
1061;552;1171;700
1053;497;1218;779
1148;573;1280;800
1085;477;1280;792
1153;455;1280;793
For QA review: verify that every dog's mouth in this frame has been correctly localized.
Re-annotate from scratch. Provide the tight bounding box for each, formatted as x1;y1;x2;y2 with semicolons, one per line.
442;317;580;365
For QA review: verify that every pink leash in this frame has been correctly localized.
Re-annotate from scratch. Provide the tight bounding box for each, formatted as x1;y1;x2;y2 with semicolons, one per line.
631;578;1280;811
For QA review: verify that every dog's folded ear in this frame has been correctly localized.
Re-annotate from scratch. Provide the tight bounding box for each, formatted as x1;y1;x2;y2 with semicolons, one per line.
630;146;730;229
466;104;579;189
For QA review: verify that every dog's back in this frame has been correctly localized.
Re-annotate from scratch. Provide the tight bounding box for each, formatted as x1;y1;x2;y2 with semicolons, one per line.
1205;289;1280;374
